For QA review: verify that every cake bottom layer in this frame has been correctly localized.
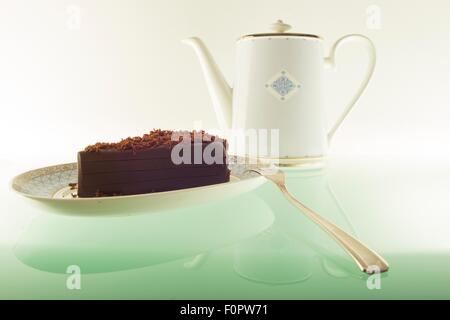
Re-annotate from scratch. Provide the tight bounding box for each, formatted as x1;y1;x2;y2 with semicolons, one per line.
77;170;230;197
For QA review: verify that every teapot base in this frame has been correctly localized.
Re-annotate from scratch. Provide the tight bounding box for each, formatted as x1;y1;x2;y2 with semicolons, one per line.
235;155;326;169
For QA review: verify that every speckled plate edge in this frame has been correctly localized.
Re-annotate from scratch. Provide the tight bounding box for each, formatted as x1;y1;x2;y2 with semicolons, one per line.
10;156;265;202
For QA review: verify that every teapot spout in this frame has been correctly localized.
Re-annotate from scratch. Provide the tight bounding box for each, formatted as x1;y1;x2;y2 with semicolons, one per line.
182;37;232;130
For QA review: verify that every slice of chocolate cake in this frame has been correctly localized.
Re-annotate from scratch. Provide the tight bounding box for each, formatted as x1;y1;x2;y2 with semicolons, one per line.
77;129;230;197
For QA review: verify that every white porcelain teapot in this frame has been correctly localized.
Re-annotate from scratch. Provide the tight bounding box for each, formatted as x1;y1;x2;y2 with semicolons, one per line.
183;20;376;165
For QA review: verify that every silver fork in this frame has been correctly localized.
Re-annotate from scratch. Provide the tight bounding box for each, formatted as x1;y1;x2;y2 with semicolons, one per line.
248;167;389;274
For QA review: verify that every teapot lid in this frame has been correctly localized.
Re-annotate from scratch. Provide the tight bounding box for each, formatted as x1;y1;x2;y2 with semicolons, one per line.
239;20;322;41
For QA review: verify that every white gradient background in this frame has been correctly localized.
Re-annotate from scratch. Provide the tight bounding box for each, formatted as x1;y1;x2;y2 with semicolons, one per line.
0;0;449;166
0;0;449;262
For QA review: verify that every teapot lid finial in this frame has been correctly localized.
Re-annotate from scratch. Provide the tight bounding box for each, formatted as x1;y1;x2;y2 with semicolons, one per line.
270;20;292;33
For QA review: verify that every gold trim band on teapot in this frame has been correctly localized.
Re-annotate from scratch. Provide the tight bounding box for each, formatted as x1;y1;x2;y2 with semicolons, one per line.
239;33;322;41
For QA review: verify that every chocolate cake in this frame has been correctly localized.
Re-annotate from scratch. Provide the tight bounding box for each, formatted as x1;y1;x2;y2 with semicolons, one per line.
77;129;230;197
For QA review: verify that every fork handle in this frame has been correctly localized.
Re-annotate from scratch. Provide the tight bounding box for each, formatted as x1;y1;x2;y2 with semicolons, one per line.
278;184;389;274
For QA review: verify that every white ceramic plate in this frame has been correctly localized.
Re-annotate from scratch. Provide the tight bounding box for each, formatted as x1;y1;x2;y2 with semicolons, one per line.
11;158;265;216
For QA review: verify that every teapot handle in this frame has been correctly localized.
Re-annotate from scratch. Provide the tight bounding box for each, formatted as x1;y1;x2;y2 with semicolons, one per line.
324;34;376;143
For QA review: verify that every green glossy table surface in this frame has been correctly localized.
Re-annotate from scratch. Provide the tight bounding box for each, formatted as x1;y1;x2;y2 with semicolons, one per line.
1;156;449;299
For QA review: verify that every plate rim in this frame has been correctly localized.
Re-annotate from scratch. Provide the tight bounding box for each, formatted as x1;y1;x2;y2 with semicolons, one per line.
11;161;264;202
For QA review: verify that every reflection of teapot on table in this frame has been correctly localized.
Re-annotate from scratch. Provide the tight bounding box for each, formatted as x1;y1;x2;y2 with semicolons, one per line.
184;20;376;164
233;167;364;284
